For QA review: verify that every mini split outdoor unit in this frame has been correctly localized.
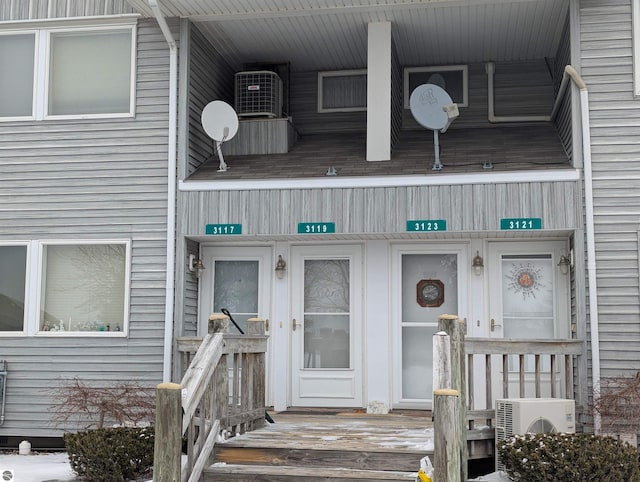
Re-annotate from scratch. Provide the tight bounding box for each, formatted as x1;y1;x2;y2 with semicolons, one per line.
234;70;283;118
495;398;575;471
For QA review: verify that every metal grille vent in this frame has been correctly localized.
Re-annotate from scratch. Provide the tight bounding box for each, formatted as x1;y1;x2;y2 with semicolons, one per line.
235;71;283;118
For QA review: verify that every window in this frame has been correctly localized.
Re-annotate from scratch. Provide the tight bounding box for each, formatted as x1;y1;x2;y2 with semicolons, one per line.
404;65;468;109
0;33;35;117
0;22;135;120
48;30;133;116
318;69;367;113
39;242;130;334
0;245;28;333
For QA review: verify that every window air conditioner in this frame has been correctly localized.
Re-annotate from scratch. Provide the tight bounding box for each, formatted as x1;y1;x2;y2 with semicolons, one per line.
495;398;575;471
234;71;283;118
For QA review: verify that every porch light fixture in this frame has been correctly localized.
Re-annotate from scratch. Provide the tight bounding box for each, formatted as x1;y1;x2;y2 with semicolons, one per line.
275;255;287;279
472;251;484;276
557;254;571;275
188;254;205;278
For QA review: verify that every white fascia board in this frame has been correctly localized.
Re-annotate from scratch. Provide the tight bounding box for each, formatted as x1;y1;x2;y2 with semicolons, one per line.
0;15;140;30
179;169;581;192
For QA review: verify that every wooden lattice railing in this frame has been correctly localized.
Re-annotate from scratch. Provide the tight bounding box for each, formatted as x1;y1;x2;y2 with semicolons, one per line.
153;314;268;482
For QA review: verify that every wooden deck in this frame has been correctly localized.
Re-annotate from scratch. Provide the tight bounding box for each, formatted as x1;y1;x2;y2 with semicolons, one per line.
206;410;433;481
189;124;570;181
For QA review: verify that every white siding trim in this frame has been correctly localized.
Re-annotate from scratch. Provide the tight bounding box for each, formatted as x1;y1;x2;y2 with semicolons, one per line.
179;169;581;192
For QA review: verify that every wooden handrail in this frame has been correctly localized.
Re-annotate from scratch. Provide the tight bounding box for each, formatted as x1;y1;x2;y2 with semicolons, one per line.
153;315;268;482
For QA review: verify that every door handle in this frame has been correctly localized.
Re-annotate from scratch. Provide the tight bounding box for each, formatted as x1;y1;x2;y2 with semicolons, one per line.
491;318;496;332
292;318;297;331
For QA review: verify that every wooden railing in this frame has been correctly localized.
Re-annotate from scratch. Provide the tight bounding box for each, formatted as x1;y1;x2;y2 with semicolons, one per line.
433;315;585;482
153;315;268;482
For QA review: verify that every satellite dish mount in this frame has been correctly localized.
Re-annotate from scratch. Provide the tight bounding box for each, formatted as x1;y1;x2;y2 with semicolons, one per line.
409;84;459;171
201;100;240;172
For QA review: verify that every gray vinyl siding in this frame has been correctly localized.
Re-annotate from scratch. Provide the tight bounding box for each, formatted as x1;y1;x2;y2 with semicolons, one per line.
0;18;173;436
554;15;574;163
0;0;134;20
185;23;235;178
390;38;403;152
580;0;640;379
180;181;580;236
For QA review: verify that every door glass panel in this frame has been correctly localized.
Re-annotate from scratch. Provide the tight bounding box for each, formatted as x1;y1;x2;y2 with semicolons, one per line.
402;325;438;399
213;260;258;334
501;254;554;371
502;255;554;339
401;254;457;399
303;259;350;369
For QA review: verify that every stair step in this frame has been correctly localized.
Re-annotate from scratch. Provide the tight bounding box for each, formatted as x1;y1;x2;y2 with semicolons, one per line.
214;445;426;472
204;463;418;481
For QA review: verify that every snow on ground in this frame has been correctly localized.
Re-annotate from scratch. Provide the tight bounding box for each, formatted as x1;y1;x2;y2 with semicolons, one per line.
0;452;77;482
0;451;511;481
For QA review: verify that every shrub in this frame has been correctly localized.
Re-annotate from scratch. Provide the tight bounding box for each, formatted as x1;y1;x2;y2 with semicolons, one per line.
498;432;640;482
51;378;155;429
64;426;154;482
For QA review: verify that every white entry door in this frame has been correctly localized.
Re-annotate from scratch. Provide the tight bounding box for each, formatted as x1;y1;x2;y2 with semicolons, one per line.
487;241;570;399
199;246;273;403
290;245;363;407
391;244;467;409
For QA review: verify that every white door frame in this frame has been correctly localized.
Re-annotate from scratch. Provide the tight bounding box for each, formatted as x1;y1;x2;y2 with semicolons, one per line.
289;244;363;407
390;242;469;410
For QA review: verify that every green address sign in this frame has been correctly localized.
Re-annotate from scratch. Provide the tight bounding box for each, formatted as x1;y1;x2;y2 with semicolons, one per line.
205;224;242;235
298;222;335;234
406;220;447;232
500;218;542;230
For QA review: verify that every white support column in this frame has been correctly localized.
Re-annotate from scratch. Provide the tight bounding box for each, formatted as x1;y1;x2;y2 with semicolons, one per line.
367;22;391;162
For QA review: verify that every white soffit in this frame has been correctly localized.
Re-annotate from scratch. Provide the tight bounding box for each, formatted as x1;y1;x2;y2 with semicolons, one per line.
127;0;569;71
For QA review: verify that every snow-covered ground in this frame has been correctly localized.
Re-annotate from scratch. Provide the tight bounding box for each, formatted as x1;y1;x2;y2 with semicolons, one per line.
0;451;511;481
0;452;77;482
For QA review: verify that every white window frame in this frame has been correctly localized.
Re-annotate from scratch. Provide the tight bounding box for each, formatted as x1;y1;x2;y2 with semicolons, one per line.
634;0;640;96
7;239;133;338
0;19;136;122
317;69;367;113
0;241;31;336
403;64;468;109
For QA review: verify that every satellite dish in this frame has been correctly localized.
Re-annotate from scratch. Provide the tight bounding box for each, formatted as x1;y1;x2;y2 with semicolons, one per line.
409;83;459;171
201;100;239;172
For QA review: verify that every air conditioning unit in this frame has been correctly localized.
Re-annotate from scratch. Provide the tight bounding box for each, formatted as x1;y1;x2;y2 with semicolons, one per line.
234;71;283;118
495;398;575;471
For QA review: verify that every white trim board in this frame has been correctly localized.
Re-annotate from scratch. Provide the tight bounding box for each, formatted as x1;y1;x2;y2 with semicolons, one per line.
180;169;581;192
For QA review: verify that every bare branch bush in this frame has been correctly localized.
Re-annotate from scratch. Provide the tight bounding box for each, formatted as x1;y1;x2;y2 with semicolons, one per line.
50;378;155;430
593;372;640;434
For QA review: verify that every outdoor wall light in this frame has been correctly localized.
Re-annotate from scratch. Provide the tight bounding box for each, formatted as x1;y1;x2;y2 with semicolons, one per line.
275;255;287;279
557;254;571;275
472;251;484;276
188;254;205;278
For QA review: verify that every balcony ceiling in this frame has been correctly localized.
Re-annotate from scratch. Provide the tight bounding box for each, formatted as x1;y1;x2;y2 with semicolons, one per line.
128;0;569;71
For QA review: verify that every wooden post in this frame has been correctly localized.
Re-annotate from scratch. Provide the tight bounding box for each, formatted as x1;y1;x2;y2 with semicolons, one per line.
433;331;452;392
209;313;229;431
247;318;266;430
208;313;230;334
153;382;182;482
438;314;467;482
434;388;461;482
